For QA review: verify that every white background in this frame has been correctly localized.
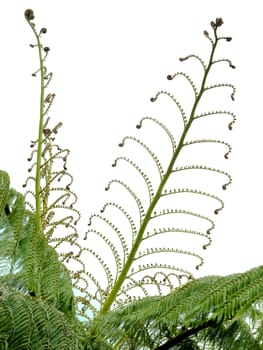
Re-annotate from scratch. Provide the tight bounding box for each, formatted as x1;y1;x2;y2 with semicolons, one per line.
0;1;262;278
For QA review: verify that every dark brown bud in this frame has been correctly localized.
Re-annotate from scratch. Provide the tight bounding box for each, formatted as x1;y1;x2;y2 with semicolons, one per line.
53;122;62;134
43;128;51;136
226;37;232;42
150;97;156;102
167;75;173;80
210;21;216;29
25;9;34;21
215;18;224;27
40;27;47;34
44;93;55;103
43;46;50;53
203;30;209;37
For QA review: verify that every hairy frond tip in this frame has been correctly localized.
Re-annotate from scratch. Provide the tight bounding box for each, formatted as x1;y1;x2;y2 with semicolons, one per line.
211;17;224;28
84;17;236;318
24;9;34;21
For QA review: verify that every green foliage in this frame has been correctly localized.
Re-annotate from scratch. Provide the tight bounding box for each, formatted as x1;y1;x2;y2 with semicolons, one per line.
0;171;75;319
1;9;263;350
0;284;82;350
0;170;83;348
91;267;263;348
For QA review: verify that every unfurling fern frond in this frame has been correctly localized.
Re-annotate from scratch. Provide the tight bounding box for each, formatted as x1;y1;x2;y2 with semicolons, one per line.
81;18;236;318
23;10;82;274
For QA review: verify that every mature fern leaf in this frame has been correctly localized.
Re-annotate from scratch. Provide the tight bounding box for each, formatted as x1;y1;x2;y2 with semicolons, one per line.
0;170;76;323
0;170;84;348
80;18;236;317
0;284;83;350
91;265;263;349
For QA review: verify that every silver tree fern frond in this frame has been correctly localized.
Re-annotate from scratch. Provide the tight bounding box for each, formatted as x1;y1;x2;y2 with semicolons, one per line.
0;285;82;350
0;170;83;349
92;265;263;349
81;18;236;318
23;10;83;276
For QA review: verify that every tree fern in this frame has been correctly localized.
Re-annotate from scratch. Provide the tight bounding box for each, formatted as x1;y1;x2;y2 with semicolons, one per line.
1;9;263;350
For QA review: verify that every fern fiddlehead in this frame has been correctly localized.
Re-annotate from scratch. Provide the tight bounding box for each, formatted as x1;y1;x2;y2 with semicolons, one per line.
83;18;236;318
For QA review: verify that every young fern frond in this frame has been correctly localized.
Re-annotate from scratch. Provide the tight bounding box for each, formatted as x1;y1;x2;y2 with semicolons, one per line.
23;10;82;268
82;18;236;318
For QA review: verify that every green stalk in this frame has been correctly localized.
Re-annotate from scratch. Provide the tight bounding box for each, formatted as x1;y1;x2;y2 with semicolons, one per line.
26;20;46;232
99;31;219;315
42;146;53;231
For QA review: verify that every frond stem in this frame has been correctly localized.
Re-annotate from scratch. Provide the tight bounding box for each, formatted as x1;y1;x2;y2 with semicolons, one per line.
155;320;215;350
27;21;46;232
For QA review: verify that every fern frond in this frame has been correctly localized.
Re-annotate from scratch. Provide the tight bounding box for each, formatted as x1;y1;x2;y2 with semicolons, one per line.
0;170;10;214
0;169;84;348
24;11;81;237
0;169;77;325
0;284;83;349
22;11;86;297
91;266;263;349
83;18;236;317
